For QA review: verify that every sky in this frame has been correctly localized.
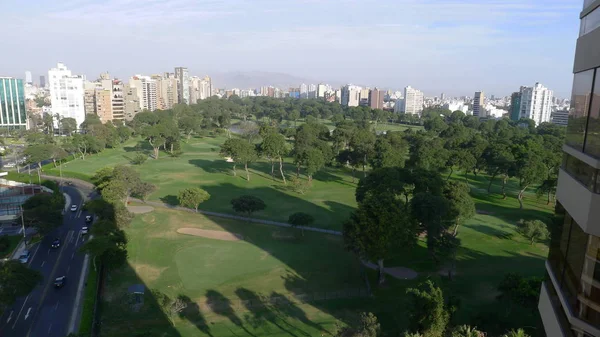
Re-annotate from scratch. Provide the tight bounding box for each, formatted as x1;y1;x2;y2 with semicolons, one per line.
0;0;582;97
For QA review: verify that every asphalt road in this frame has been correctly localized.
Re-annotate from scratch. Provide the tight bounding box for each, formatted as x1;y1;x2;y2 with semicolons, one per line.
0;186;90;337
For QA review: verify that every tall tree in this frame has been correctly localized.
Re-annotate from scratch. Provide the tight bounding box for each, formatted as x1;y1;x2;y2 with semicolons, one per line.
259;132;288;183
220;138;258;181
0;261;42;307
343;192;417;284
443;181;475;236
350;129;376;177
178;187;211;212
411;193;450;263
512;140;546;209
231;195;266;217
303;148;326;182
288;212;315;237
60;117;77;136
406;280;450;337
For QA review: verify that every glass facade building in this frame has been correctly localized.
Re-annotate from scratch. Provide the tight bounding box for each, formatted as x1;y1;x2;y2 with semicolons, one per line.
0;77;27;129
539;1;600;336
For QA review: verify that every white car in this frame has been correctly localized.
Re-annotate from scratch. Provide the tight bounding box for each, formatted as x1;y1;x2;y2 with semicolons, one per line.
70;204;78;212
81;227;89;235
18;250;31;264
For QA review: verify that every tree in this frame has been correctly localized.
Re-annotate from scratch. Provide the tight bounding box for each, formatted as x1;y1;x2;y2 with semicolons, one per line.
502;329;530;337
350;129;376;177
482;142;515;197
133;182;156;202
60;117;77;136
259;132;288;183
178;187;211;212
335;312;380;337
517;219;549;245
343;192;417;285
141;124;166;159
443;181;475;236
0;261;42;307
536;177;557;205
131;153;148;165
178;115;202;140
370;132;408;169
512;142;546;209
22;192;64;236
24;143;52;183
220;138;258;181
450;325;486;337
231;195;266;217
411;193;450;263
406;280;450;337
303;148;326;182
288;212;315;236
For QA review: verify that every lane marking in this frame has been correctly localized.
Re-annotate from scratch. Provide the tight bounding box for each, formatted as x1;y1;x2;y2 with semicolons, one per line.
24;230;72;337
6;310;13;323
41;261;45;267
27;245;40;267
47;249;50;255
24;307;31;320
12;295;29;328
71;252;75;259
67;266;70;273
48;323;52;334
54;301;59;311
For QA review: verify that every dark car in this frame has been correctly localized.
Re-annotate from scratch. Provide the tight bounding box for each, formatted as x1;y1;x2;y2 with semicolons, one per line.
51;238;61;249
54;276;66;288
85;215;93;223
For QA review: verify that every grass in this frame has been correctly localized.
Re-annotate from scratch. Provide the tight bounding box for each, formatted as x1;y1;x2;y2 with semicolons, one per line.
0;235;23;258
78;263;99;336
42;136;358;230
101;207;364;337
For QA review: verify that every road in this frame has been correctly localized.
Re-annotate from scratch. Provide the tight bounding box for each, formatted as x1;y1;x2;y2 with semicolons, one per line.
0;186;90;337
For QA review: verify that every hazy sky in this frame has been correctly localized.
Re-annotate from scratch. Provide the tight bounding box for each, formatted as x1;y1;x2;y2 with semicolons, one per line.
0;0;581;97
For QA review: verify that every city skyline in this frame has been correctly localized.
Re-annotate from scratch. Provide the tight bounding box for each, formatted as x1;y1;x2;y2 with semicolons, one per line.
0;0;580;97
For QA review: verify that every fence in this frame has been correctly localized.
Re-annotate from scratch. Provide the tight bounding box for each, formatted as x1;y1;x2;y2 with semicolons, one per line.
198;288;370;313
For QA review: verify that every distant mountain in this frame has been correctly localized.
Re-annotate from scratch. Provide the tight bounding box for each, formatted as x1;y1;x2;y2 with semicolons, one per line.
210;71;332;90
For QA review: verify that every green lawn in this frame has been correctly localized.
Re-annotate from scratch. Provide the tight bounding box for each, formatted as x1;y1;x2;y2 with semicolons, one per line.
0;235;22;258
101;207;364;337
45;136;358;230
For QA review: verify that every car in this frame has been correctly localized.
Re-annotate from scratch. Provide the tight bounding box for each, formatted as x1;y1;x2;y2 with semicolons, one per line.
81;227;89;235
70;204;78;212
18;250;31;264
54;276;66;288
51;238;61;248
85;215;93;223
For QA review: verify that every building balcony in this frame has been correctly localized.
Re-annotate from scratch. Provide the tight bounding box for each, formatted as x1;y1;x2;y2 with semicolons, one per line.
557;168;600;237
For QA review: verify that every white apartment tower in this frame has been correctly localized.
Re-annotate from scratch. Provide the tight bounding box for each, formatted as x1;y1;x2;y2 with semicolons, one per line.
403;86;424;115
341;85;361;107
519;83;553;125
200;76;212;100
48;63;85;128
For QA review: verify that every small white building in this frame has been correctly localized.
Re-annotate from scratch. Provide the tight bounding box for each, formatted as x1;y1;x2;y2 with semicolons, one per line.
48;63;85;128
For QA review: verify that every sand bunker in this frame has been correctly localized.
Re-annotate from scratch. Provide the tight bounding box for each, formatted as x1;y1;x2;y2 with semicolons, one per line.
177;228;243;241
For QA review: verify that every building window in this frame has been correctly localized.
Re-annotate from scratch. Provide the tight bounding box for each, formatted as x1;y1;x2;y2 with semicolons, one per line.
567;70;594;151
586;69;600;158
581;5;600;37
562;153;598;192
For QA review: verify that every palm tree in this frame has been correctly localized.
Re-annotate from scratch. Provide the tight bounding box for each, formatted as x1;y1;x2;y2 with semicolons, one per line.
502;329;529;337
451;325;485;337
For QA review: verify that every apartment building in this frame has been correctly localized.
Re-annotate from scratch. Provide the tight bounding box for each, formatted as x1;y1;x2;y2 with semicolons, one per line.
538;1;600;336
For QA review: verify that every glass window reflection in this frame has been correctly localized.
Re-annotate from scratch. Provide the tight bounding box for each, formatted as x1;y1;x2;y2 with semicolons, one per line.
567;70;594;151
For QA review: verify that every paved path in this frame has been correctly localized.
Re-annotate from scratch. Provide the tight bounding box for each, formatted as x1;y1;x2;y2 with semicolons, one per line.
362;261;418;280
127;205;154;214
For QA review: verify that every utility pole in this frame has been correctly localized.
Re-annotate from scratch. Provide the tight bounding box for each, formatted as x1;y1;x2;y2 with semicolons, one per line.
19;205;26;240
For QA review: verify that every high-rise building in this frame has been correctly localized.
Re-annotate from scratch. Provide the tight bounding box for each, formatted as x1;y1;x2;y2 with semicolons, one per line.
473;91;485;118
308;84;317;99
510;92;522;121
341;85;361;107
39;75;46;88
189;76;202;104
111;80;124;122
359;88;370;107
200;76;212;100
300;83;308;99
95;88;113;123
537;2;600;336
317;84;327;98
551;110;568;126
403;86;424;115
175;67;189;104
124;83;141;121
48;63;85;128
25;71;32;85
519;83;554;125
129;75;157;112
83;81;98;116
369;89;385;110
441;93;446;101
0;77;27;129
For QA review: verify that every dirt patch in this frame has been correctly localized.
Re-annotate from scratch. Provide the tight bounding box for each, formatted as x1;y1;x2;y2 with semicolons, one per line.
128;205;155;214
135;264;167;282
362;261;418;280
177;228;243;241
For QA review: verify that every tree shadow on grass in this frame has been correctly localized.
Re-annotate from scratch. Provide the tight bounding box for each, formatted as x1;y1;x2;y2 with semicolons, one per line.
160;195;179;206
206;290;257;337
123;140;153;154
467;224;515;240
178;295;213;336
